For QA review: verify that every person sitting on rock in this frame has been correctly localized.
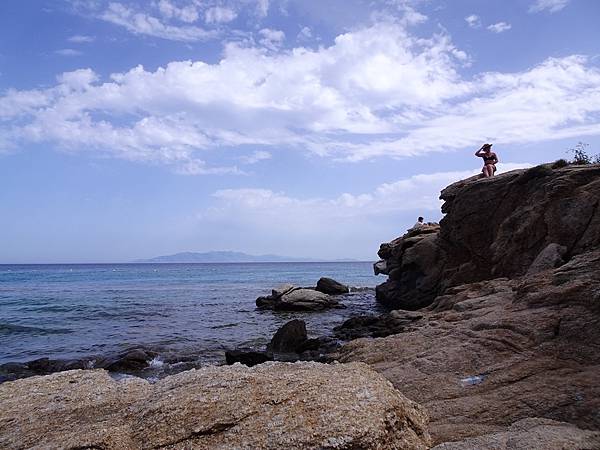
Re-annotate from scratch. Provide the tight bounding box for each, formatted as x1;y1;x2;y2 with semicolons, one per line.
411;217;425;230
475;143;498;178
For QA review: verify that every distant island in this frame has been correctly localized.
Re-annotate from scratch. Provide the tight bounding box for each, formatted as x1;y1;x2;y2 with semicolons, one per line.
136;251;359;263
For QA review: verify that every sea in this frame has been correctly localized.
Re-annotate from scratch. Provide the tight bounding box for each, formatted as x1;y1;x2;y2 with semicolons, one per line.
0;262;383;377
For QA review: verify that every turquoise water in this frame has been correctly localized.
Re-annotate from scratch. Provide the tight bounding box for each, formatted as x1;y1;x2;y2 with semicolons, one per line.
0;262;382;365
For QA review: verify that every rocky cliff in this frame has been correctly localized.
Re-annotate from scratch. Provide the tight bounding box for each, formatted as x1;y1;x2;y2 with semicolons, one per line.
375;164;600;310
340;163;600;447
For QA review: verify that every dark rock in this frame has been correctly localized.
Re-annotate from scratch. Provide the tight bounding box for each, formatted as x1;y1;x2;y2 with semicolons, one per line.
334;312;422;340
375;165;600;310
316;277;349;295
224;350;272;367
268;319;308;354
104;349;157;372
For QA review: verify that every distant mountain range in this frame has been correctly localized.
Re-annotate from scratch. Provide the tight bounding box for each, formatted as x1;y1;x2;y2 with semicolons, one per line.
137;251;358;263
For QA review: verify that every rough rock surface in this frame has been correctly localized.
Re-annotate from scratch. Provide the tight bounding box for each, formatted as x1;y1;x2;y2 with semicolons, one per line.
0;362;431;450
340;249;600;445
257;286;340;311
431;418;600;450
376;165;600;309
316;277;350;295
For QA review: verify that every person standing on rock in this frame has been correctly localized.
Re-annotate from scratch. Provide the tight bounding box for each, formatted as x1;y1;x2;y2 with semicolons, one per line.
475;143;498;178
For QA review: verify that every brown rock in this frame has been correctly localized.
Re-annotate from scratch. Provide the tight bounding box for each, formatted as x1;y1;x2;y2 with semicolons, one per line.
339;250;600;445
375;164;600;310
0;362;431;450
431;418;600;450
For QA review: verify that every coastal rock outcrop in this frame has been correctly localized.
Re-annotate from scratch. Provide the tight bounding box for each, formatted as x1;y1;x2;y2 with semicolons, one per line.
341;242;600;445
256;285;340;311
375;164;600;309
316;277;350;295
0;362;431;450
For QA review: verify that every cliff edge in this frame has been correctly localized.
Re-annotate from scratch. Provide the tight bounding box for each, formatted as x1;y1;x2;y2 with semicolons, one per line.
340;163;600;446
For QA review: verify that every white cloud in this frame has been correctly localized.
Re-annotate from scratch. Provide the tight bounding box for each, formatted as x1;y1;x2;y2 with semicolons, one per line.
465;14;481;28
55;48;83;56
157;0;199;23
297;26;312;42
204;6;237;24
68;34;95;43
256;0;269;18
487;22;511;33
199;163;532;257
258;28;285;50
2;21;600;173
529;0;570;13
240;150;272;164
99;2;215;42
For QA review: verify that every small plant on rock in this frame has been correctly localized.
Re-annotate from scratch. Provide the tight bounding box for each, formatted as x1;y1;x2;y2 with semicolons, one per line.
567;142;599;165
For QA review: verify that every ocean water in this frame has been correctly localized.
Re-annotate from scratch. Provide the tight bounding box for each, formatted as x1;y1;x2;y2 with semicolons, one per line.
0;262;383;369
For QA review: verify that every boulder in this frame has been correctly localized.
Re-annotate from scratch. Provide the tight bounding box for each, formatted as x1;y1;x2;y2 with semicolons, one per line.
277;288;338;310
315;277;349;295
104;348;157;372
268;319;308;354
334;311;422;340
0;362;432;450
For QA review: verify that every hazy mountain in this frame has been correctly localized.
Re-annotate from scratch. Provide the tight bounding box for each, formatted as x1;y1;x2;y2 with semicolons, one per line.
137;251;357;263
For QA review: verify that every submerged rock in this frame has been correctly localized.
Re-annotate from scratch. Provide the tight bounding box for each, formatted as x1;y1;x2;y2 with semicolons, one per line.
0;362;432;450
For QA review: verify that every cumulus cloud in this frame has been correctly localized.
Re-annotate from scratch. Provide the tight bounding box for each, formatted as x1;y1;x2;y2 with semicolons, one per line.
465;14;481;28
2;20;600;173
529;0;570;13
157;0;199;23
258;28;285;50
487;22;511;33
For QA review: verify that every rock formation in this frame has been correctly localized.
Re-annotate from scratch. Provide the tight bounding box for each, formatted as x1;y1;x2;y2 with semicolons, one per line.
0;362;431;450
375;164;600;310
256;283;343;311
340;164;600;445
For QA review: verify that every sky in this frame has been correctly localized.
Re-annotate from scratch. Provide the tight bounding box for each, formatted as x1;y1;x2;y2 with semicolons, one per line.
1;0;600;263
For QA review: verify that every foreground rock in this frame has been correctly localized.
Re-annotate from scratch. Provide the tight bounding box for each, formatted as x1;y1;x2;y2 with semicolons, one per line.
431;418;600;450
375;164;600;309
257;285;340;311
340;249;600;445
0;362;431;450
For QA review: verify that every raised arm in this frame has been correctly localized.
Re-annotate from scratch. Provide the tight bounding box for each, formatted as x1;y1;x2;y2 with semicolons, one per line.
475;146;484;157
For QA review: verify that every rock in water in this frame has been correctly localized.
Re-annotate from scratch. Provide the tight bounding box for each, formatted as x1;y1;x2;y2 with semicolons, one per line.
0;362;432;450
224;350;272;366
268;319;308;353
316;277;349;295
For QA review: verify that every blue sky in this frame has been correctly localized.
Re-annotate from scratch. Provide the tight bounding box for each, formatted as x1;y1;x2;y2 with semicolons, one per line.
1;0;600;263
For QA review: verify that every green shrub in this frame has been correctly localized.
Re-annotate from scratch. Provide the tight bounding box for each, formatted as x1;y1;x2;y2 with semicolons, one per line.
551;159;568;169
567;142;599;165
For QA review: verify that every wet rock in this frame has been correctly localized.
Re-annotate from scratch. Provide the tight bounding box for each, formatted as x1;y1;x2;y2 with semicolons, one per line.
0;362;432;450
268;319;308;354
257;286;340;311
225;350;272;367
104;349;157;372
315;277;349;295
334;311;422;340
